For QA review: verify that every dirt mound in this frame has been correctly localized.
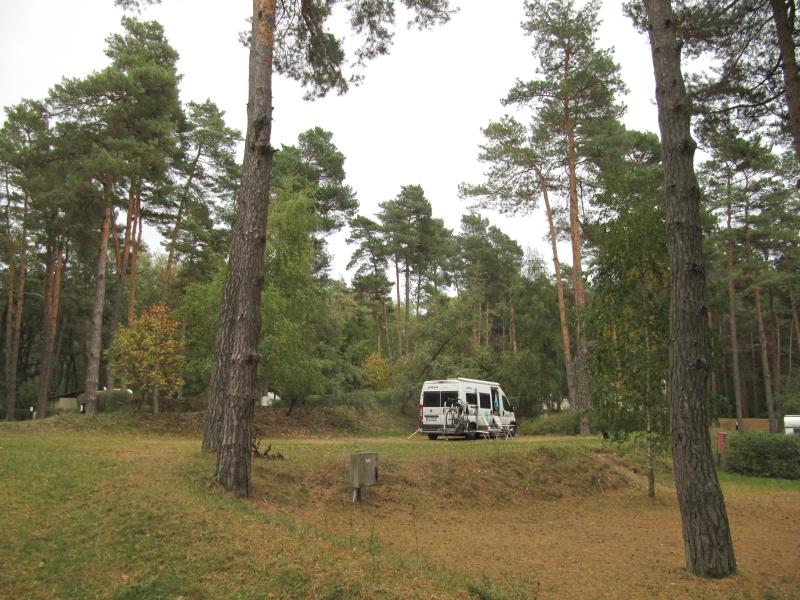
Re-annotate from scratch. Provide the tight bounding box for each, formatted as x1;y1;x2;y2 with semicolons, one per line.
251;404;416;437
3;404;417;438
1;411;208;436
256;446;642;510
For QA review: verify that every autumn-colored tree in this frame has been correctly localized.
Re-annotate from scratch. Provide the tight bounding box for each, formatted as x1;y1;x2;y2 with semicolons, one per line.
362;353;391;391
107;303;185;416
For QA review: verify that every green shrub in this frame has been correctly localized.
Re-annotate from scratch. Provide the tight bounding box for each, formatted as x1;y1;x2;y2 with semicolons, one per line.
78;390;135;413
518;410;580;436
723;432;800;480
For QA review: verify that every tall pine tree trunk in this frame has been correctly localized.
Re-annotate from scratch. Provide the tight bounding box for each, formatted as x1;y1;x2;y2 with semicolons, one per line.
473;301;481;347
725;201;745;429
85;201;113;416
210;0;276;497
394;256;402;356
509;297;517;354
753;286;778;433
4;261;15;419
3;260;16;420
565;116;590;433
539;171;576;408
644;0;736;577
788;306;794;378
127;209;143;325
769;0;800;164
163;146;202;290
36;245;65;418
404;262;411;354
561;53;590;433
484;300;490;347
750;331;759;415
4;189;27;421
107;185;141;388
382;299;392;361
768;287;780;396
415;271;422;317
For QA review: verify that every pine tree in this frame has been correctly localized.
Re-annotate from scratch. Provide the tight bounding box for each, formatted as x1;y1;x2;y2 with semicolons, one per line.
110;0;459;497
50;17;181;414
461;116;578;409
503;0;626;433
641;0;737;577
0;102;47;420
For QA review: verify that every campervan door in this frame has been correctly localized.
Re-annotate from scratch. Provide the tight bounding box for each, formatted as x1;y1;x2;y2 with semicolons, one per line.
495;386;515;430
474;381;515;433
475;381;493;431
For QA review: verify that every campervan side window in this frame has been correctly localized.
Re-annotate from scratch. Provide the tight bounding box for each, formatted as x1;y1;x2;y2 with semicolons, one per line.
479;393;490;409
502;395;512;412
466;393;477;406
422;392;440;407
442;391;459;407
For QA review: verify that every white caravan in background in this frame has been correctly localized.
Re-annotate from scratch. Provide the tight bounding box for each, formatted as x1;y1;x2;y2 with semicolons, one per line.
419;378;516;439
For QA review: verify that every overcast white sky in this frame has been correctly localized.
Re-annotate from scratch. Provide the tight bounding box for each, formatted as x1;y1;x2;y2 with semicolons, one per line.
0;0;659;279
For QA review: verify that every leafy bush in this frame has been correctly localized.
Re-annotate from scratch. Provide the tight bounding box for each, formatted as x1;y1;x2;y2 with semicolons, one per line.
92;390;134;413
723;432;800;480
362;353;391;390
518;410;580;436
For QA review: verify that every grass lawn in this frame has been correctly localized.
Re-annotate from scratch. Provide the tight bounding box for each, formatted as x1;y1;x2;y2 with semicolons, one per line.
1;416;798;599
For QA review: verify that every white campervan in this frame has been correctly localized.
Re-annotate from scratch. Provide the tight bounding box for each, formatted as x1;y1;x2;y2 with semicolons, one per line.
419;378;516;439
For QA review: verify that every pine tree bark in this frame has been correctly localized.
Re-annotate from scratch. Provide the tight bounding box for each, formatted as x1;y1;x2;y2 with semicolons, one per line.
127;209;143;325
484;300;490;348
210;0;276;497
164;146;202;289
375;309;382;356
562;54;590;434
750;331;759;414
725;200;745;429
404;261;411;354
509;297;517;354
769;0;800;164
3;261;14;419
85;202;113;415
4;189;27;421
768;286;780;396
3;261;15;420
539;171;577;408
382;299;392;361
107;188;136;389
152;381;160;417
394;256;402;356
644;0;737;577
753;286;778;432
35;245;65;418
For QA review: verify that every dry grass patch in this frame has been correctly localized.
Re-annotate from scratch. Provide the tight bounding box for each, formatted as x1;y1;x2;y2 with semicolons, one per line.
2;424;799;599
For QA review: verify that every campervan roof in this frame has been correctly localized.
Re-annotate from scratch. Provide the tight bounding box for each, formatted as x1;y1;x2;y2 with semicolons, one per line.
424;377;500;386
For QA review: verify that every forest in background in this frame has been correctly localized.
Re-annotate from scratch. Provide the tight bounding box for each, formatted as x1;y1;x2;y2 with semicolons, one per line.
1;0;798;440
